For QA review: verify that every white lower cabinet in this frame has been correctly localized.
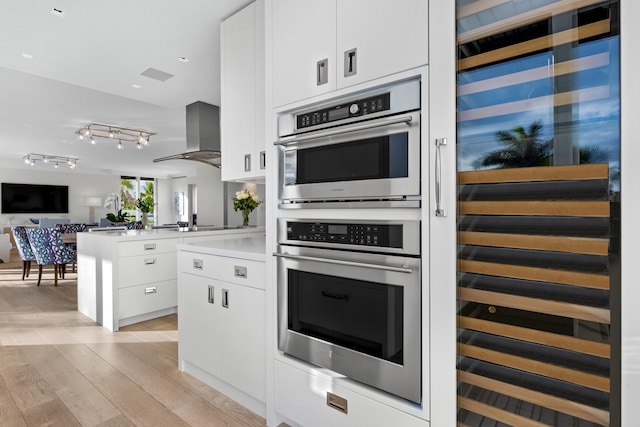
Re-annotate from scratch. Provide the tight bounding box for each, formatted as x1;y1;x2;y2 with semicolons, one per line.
178;251;266;416
274;360;429;427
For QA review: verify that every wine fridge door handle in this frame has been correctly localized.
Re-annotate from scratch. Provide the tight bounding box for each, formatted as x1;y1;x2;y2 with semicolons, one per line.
435;137;447;217
272;252;413;274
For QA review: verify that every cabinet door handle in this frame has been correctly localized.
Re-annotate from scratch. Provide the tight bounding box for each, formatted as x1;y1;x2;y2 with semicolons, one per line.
193;259;203;270
145;287;157;294
344;48;357;77
234;265;247;278
244;154;251;172
259;151;266;170
208;285;214;304
144;258;156;265
317;58;328;86
144;243;156;251
221;288;229;308
435;137;447;217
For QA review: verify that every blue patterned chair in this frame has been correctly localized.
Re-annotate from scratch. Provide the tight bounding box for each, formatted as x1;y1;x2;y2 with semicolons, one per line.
55;223;87;234
11;226;36;280
25;228;76;286
125;221;144;230
55;223;86;271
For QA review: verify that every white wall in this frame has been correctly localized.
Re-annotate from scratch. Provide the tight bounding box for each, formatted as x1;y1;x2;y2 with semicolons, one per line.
0;167;119;226
164;164;226;227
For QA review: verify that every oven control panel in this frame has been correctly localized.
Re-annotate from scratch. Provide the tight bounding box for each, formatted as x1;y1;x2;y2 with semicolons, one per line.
296;92;391;130
285;221;402;248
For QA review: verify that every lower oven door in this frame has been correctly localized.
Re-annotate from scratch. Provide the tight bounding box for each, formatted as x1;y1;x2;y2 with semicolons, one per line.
275;245;421;403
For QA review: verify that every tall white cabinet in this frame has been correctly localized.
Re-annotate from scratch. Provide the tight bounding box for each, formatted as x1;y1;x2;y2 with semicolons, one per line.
220;0;266;182
272;0;429;107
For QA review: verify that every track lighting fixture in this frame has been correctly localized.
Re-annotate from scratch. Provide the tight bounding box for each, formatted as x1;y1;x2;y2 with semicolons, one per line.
76;123;154;149
23;154;78;169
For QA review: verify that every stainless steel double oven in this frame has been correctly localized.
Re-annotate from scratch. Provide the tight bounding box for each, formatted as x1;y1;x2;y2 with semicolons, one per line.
274;77;423;404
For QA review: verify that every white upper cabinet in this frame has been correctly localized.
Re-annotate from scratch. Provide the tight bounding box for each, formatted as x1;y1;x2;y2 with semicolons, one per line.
336;0;428;88
221;0;266;182
272;0;428;108
272;0;337;107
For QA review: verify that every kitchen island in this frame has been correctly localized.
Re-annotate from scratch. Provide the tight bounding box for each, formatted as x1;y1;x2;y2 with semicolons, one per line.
77;226;264;331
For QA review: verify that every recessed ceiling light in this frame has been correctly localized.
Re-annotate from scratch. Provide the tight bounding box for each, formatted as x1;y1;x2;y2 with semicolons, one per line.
21;53;34;59
50;8;65;17
132;84;142;89
178;56;190;63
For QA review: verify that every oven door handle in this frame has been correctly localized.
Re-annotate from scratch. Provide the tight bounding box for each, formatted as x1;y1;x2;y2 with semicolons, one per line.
274;114;414;146
273;252;414;274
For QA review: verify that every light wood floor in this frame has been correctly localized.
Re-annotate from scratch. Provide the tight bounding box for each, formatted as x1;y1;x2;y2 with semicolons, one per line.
0;265;267;427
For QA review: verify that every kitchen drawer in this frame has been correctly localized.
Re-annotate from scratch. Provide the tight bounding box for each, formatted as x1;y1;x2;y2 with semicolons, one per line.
118;238;177;257
179;252;265;290
118;279;177;319
274;360;428;427
118;252;177;288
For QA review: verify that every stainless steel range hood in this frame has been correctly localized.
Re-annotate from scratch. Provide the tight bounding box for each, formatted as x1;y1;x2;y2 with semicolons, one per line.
153;101;221;168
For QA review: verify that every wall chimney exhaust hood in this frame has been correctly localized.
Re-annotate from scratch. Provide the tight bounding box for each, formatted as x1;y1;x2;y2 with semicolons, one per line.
153;101;221;168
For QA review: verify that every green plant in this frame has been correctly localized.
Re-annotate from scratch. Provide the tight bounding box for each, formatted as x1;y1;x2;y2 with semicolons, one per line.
106;209;130;223
135;198;154;213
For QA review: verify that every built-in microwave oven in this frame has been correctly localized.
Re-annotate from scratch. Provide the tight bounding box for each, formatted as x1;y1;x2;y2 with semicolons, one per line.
275;78;421;208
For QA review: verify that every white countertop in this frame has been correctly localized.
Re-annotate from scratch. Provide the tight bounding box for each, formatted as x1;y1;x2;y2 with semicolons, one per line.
78;226;264;242
177;234;266;262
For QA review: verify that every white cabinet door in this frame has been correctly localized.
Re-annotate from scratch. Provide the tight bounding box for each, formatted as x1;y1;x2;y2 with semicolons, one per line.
221;0;266;181
217;282;266;402
336;0;428;89
272;0;337;107
178;273;219;374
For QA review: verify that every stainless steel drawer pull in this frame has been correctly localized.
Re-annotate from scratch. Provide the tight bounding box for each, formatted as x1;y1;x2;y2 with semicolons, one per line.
144;243;156;250
326;392;348;414
234;265;247;278
145;287;157;294
222;288;229;308
193;259;203;270
144;258;156;265
208;285;214;304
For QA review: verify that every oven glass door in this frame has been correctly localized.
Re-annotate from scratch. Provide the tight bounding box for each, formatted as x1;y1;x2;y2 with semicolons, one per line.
287;133;408;185
276;245;421;403
279;111;420;202
288;269;404;364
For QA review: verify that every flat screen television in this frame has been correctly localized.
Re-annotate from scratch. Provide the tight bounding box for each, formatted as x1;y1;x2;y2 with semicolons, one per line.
1;183;69;214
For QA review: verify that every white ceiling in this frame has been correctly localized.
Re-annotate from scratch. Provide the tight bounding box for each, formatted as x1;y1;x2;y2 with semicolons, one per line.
0;0;254;178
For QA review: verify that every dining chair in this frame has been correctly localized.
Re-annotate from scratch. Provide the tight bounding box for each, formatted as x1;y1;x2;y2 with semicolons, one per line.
25;228;76;286
10;226;36;280
56;223;87;234
55;223;85;272
125;221;144;230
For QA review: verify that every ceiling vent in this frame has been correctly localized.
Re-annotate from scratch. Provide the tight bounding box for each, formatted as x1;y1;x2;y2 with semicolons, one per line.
140;68;174;82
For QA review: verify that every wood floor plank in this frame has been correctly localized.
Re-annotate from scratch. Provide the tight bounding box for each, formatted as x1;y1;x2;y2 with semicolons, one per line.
21;344;123;426
95;414;137;427
21;397;82;426
86;341;249;427
120;341;266;427
0;347;55;412
56;343;191;427
0;372;27;426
